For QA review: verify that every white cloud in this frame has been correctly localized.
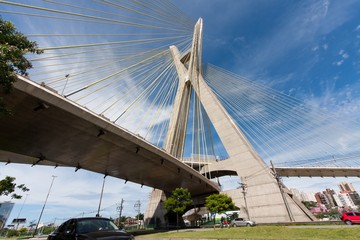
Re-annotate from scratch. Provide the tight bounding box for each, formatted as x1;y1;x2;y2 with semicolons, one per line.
333;59;344;66
338;49;349;59
312;46;319;51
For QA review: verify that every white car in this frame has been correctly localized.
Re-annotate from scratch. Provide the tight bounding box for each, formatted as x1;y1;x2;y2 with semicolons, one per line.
230;218;256;227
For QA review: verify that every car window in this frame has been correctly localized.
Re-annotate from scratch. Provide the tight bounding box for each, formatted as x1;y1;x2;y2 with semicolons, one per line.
77;219;118;234
346;212;355;216
355;212;360;216
57;220;71;233
66;220;76;234
96;219;118;231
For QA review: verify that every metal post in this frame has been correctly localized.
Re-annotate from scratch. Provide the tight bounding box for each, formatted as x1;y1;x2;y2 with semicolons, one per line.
97;175;107;217
33;175;57;237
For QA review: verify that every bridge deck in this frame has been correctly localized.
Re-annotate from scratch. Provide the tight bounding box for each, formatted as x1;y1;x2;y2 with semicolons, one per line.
0;76;220;196
184;159;360;178
275;166;360;177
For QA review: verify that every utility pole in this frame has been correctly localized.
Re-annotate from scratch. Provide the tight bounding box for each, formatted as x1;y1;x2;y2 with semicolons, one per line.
117;199;124;227
240;179;250;220
134;200;141;229
33;175;57;237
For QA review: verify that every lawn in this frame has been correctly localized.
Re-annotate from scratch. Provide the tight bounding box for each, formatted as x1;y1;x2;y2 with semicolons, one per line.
138;225;360;240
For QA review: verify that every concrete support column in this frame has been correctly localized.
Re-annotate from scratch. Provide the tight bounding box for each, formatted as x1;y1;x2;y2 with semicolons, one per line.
144;189;167;228
145;19;204;228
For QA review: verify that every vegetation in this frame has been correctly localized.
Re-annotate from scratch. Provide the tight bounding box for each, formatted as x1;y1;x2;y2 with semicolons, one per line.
135;213;144;220
0;225;54;239
163;188;193;229
0;176;29;199
140;225;360;240
205;193;235;215
205;193;236;227
4;229;19;238
0;17;43;116
302;201;317;209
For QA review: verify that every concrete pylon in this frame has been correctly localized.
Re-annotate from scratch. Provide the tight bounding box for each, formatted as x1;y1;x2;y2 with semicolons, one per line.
145;18;315;224
144;18;203;229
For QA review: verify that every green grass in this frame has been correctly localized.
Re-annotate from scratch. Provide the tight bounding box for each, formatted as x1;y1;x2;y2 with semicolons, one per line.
139;225;360;240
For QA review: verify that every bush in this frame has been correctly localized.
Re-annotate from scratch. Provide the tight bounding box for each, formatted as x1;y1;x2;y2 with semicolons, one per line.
18;227;28;236
6;229;19;237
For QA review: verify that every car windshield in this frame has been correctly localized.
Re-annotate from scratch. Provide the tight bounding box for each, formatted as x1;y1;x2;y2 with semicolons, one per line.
77;219;119;234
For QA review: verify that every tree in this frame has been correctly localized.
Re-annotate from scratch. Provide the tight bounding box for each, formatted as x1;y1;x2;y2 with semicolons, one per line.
205;193;235;227
164;188;193;229
0;176;29;199
135;213;144;220
301;201;317;210
0;17;43;116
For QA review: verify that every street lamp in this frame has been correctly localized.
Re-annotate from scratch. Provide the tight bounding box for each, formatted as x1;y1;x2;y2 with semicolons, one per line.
33;175;57;236
96;174;107;217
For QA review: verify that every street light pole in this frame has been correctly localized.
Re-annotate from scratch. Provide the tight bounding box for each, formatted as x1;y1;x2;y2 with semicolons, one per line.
33;175;57;237
97;175;107;217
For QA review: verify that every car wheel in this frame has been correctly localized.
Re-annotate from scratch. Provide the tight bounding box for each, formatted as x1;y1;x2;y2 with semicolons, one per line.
345;220;352;225
232;223;237;227
246;223;250;227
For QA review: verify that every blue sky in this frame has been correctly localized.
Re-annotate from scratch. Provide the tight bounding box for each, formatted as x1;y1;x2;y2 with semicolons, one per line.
1;0;360;227
180;0;360;113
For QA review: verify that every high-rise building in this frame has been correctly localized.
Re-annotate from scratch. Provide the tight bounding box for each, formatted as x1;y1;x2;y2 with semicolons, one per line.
290;188;316;202
338;182;359;208
337;193;357;209
332;194;343;207
0;201;15;230
324;189;337;207
301;192;316;202
315;192;330;206
339;182;356;193
349;192;360;206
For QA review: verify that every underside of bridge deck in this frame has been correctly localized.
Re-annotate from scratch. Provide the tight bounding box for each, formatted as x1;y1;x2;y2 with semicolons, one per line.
0;76;220;197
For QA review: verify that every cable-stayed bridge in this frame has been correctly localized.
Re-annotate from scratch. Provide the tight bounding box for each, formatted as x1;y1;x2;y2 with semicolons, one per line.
1;0;360;224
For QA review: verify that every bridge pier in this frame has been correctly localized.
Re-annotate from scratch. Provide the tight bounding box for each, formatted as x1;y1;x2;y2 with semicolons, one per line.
144;189;167;229
204;159;316;223
144;189;207;228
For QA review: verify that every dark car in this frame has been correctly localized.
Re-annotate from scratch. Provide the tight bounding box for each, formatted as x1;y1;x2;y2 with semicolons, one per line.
230;218;256;227
341;212;360;225
47;217;134;240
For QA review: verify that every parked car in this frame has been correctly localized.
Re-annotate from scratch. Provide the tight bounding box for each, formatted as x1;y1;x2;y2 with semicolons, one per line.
230;218;256;227
47;217;134;240
341;211;360;225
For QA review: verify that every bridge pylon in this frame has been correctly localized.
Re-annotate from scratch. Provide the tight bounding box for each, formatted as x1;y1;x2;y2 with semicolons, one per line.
145;18;315;225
